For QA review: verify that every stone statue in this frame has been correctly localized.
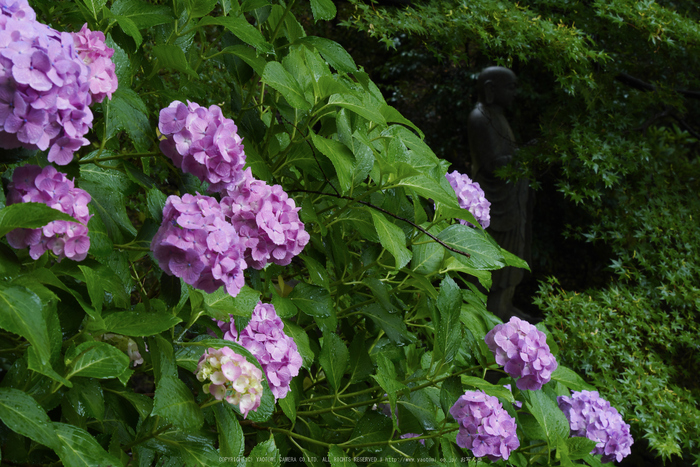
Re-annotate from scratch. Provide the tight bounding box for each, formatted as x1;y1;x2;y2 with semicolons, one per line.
467;66;533;321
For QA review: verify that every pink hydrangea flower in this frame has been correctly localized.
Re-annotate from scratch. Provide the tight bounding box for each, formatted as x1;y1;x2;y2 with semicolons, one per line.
0;2;96;163
6;164;91;262
218;302;302;400
195;346;263;418
71;23;118;103
446;170;491;228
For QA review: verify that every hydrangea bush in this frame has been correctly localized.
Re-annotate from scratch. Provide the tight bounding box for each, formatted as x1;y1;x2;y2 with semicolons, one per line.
0;0;631;465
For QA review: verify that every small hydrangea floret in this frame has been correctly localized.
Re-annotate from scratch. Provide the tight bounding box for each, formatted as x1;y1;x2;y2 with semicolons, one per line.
195;346;263;418
151;193;247;297
445;170;491;228
218;301;302;400
71;23;118;103
558;390;633;463
6;164;91;261
485;316;557;391
158;100;246;192
450;390;519;461
221;168;310;269
0;1;116;164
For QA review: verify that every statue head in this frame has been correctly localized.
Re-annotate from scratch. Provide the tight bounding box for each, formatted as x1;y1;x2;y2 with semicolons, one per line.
477;66;517;109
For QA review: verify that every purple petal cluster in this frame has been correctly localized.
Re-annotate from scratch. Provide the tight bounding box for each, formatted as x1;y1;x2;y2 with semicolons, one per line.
0;1;97;164
151;193;247;297
445;170;491;228
6;164;91;261
485;316;557;391
218;301;302;401
195;346;263;418
158;100;246;193
450;390;519;461
221;168;310;269
71;23;117;103
558;390;633;463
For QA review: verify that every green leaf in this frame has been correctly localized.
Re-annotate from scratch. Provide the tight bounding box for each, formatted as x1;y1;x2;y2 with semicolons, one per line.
196;15;273;54
102;381;153;419
301;254;330;291
328;445;358;467
348;411;392;452
567;437;597;460
153;374;204;431
399;390;438;430
0;388;61;451
371;353;406;428
262;61;312;110
79;263;130;311
440;376;463;418
310;0;336;21
202;285;261;321
411;226;444;275
328;94;386;125
0;202;79;238
319;332;348;392
361;304;412;345
525;388;571;448
106;87;151;151
101;311;182;336
54;422;124;467
67;379;105;421
80;164;137;243
80;0;106;21
460;376;514;403
247;436;280;466
398;174;458;207
440;438;466;467
297;36;355;73
551;365;596;391
0;283;52;367
437;224;505;270
110;0;173;29
151;44;198;78
146;187;167;223
221;45;267;76
310;133;355;194
113;15;143;47
370;209;412;269
189;0;218;17
434;276;461;365
214;404;244;458
289;282;333;318
281;321;314;369
65;341;130;379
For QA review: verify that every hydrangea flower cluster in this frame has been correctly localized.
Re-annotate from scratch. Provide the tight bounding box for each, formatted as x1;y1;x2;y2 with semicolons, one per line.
0;0;114;164
151;193;247;297
195;346;263;418
158;100;246;193
445;170;491;228
450;390;519;461
218;301;302;400
6;164;91;261
70;23;117;103
557;390;633;463
221;168;310;269
485;316;558;391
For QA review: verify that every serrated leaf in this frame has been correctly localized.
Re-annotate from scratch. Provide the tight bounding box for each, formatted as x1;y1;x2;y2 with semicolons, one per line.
348;411;392;452
328;94;385;125
370;209;412;269
196;16;273;54
437;224;505;270
102;311;182;336
67;379;105;421
328;445;358;467
0;202;78;238
298;36;356;73
151;44;198;78
80;0;107;20
107;87;152;151
202;285;261;321
440;376;463;418
54;422;124;467
551;365;595;392
146;187;167;223
102;381;153;418
310;0;336;21
262;61;312;110
301;254;330;291
214;403;244;458
319;332;348;392
281;321;314;369
362;303;412;345
0;283;52;367
567;436;598;460
310;133;355;194
65;341;130;379
398;174;459;206
153;375;204;431
110;0;173;29
80;164;137;243
289;282;333;318
0;388;61;451
190;0;218;17
434;276;461;365
525;389;570;449
247;436;280;466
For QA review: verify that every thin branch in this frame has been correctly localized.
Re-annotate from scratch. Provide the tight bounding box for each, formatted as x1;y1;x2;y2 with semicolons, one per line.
293;189;471;258
615;72;700;100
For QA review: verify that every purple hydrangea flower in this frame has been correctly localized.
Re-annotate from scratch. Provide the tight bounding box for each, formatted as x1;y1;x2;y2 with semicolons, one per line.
71;23;117;103
158;100;247;192
0;3;97;163
558;390;633;463
151;193;247;297
195;346;263;418
445;170;491;228
221;168;310;269
218;302;302;401
450;390;519;461
485;316;558;391
6;164;91;261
